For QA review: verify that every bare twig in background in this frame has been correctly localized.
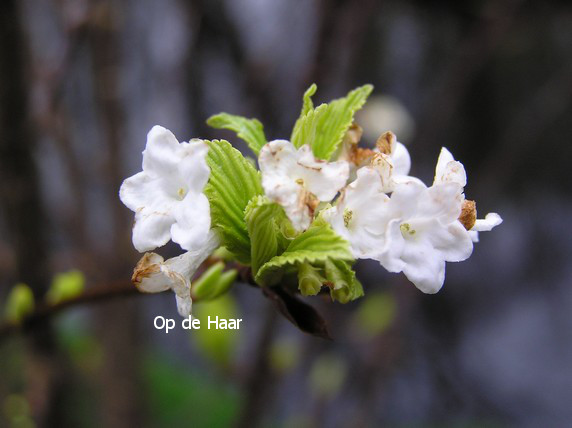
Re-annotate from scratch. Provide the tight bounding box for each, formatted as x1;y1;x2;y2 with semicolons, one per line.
478;61;572;197
415;0;524;152
0;280;137;341
0;0;61;424
235;303;279;428
87;2;140;426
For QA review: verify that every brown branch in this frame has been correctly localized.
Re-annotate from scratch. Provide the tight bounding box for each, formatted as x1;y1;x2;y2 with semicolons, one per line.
0;280;139;341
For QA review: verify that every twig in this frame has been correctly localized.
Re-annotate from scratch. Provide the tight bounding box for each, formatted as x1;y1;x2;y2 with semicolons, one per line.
0;280;138;341
235;302;279;428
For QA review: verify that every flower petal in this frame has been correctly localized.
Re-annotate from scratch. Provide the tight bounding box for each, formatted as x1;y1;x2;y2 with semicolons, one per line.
296;145;349;201
423;219;473;262
177;140;211;193
472;212;503;232
400;240;446;294
132;253;170;293
392;142;411;176
142;126;181;177
376;218;407;273
260;140;349;231
170;192;212;251
324;167;390;258
417;182;463;226
434;147;466;187
119;171;170;213
132;210;174;252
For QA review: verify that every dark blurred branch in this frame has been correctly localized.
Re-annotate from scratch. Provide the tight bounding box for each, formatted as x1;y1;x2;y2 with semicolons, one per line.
477;61;572;196
0;1;61;424
235;303;278;428
186;0;279;135
415;0;524;151
33;2;91;249
310;0;380;97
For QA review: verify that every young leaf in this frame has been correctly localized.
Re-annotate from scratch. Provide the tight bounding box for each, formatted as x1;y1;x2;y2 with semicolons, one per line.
255;218;353;286
205;140;263;264
298;263;325;297
207;113;267;156
324;259;364;303
192;262;237;301
245;196;285;275
47;270;85;304
291;84;317;141
291;84;373;160
4;283;34;323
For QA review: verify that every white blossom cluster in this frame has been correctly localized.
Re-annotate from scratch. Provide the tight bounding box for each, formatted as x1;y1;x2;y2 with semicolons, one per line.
259;131;501;293
120;124;502;315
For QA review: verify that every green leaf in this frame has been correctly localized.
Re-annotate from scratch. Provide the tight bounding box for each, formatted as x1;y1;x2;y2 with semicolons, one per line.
46;270;85;305
193;262;237;302
4;283;34;323
324;259;363;303
245;196;286;275
207;113;267;156
291;84;317;141
204;140;263;264
255;218;353;286
192;262;224;300
298;263;325;297
291;84;373;160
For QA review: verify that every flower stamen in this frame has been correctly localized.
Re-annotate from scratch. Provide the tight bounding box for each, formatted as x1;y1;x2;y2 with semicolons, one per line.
343;208;353;228
400;222;416;237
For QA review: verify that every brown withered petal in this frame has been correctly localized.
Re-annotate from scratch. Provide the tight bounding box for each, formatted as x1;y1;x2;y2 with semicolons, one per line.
376;131;396;155
131;253;162;287
350;147;375;166
458;200;477;230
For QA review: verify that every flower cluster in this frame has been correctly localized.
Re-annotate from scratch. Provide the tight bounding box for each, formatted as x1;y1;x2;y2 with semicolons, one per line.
119;84;502;318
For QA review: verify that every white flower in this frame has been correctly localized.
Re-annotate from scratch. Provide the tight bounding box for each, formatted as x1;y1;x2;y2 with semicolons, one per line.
434;147;502;242
132;232;219;317
120;126;212;252
370;131;412;192
322;167;390;258
259;140;349;231
326;147;480;294
375;179;474;293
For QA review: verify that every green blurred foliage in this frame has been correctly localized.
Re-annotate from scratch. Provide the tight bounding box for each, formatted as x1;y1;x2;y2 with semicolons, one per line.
191;294;241;367
46;270;85;305
0;338;28;428
269;337;300;374
2;394;35;428
308;354;347;399
4;284;34;323
142;354;239;428
351;292;396;339
55;314;103;375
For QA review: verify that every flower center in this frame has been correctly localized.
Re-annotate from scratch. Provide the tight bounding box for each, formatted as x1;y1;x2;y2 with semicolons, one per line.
295;178;305;186
400;222;416;238
177;187;187;200
343;208;353;228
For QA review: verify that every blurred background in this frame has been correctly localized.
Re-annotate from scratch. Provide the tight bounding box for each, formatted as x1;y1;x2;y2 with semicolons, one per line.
1;0;572;426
